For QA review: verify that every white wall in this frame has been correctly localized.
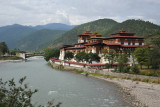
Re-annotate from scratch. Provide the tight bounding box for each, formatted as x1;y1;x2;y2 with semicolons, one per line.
59;50;65;60
135;43;139;45
92;49;96;53
100;57;109;64
124;42;128;45
70;64;84;68
55;62;61;64
19;53;26;59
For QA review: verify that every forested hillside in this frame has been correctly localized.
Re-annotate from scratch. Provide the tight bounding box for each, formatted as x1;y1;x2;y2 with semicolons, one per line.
0;24;37;49
49;19;118;48
15;29;66;51
49;19;160;48
0;23;74;51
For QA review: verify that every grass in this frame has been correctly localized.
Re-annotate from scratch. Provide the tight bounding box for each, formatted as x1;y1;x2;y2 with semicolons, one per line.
152;79;160;84
141;78;149;83
75;70;84;74
139;70;160;77
89;73;160;84
89;73;117;79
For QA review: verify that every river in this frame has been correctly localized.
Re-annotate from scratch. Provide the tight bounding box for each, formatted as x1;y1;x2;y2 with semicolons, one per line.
0;56;132;107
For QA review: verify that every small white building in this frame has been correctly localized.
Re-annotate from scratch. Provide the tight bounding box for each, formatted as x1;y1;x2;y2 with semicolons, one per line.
19;51;26;59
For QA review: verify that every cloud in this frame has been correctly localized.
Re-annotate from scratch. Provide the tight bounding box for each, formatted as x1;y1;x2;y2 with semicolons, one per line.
0;0;159;26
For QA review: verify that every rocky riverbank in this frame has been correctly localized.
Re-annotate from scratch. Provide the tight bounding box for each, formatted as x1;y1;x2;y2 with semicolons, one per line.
49;61;160;107
90;75;160;107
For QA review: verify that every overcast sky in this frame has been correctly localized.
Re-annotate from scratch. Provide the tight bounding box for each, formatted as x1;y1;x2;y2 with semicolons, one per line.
0;0;159;26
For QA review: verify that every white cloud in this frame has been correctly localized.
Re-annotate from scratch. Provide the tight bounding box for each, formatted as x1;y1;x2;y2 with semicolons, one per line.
0;0;159;26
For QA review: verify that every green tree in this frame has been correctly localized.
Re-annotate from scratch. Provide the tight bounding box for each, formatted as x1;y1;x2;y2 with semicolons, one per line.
0;42;9;55
74;52;86;62
9;50;16;56
150;34;160;70
134;47;150;69
74;52;100;63
102;50;117;67
149;48;160;69
131;65;139;74
105;63;111;72
64;51;74;60
87;53;100;64
117;53;129;72
44;48;60;61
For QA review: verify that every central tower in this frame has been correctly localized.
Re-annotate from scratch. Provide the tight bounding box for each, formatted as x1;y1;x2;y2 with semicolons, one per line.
78;31;92;43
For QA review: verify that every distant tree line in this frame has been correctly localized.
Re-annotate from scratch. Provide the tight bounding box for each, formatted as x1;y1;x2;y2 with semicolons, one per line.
0;42;9;56
44;48;60;61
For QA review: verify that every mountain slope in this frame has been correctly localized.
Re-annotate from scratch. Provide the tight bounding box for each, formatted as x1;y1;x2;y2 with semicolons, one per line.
49;19;118;48
16;29;66;51
0;24;37;49
34;23;76;30
0;23;76;50
105;19;160;36
49;19;160;48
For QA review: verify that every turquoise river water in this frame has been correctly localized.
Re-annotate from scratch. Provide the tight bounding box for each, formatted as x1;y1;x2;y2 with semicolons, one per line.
0;56;133;107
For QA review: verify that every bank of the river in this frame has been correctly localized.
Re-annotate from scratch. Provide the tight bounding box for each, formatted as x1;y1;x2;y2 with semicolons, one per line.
0;59;24;64
49;61;160;107
0;56;24;63
91;75;160;107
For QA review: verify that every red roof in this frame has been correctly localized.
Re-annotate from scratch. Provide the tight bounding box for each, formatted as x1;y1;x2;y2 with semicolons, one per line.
121;45;151;48
121;45;139;48
50;57;58;61
84;42;101;46
73;42;87;45
60;45;73;49
65;46;85;50
111;32;135;35
55;60;62;62
104;43;121;46
103;36;144;40
65;61;86;65
87;64;105;66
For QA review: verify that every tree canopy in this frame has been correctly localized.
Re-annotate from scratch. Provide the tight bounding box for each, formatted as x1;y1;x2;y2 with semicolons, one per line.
0;42;9;55
134;47;150;69
75;52;100;63
44;48;60;61
64;51;74;60
0;77;61;107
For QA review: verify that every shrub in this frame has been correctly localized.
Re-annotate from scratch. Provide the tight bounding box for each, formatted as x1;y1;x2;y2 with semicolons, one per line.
152;79;160;84
105;63;111;69
131;77;137;81
131;65;139;74
0;77;61;107
123;66;130;73
142;78;149;82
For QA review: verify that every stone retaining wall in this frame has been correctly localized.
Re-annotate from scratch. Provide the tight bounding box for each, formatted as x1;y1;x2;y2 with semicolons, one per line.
49;60;160;81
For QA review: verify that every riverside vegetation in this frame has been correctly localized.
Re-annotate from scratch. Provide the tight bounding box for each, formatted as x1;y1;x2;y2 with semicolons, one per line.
0;42;23;60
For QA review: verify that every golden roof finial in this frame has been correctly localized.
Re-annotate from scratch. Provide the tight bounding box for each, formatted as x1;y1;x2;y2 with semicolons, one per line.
120;28;125;33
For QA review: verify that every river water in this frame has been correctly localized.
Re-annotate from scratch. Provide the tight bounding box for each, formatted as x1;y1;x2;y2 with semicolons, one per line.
0;57;132;107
